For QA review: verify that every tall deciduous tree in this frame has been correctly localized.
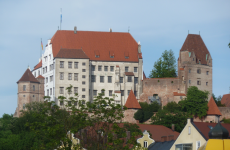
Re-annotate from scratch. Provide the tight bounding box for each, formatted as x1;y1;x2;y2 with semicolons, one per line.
149;50;176;78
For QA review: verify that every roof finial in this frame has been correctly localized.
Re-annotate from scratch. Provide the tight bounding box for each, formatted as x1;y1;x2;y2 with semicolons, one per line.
28;65;30;71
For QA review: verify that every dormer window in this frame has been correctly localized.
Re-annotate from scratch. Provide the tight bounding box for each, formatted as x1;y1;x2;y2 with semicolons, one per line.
124;51;129;59
125;56;129;59
94;50;100;58
95;55;100;58
110;51;114;58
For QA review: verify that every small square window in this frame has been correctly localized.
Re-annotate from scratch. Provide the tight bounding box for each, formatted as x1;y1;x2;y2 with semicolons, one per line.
82;69;86;72
206;71;209;75
100;76;104;83
82;95;85;98
98;66;102;71
60;101;64;106
128;76;132;82
60;61;64;68
109;90;113;96
134;67;138;72
125;67;129;72
120;77;123;83
82;75;86;79
108;76;112;83
68;62;72;68
91;75;96;82
110;66;114;72
104;66;108;71
197;69;201;74
82;88;85;92
197;81;201;85
92;65;95;71
82;62;86;66
82;81;85;85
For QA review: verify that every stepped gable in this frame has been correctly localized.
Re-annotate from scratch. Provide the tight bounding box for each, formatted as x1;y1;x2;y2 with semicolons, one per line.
36;75;45;79
17;68;39;83
50;30;139;62
180;34;210;65
56;48;89;59
33;60;42;71
207;97;222;116
221;94;230;107
124;90;141;109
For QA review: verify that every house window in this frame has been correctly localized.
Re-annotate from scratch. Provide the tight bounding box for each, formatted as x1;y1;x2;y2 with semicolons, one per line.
110;66;114;72
125;67;129;72
127;76;132;82
91;75;96;82
82;81;85;85
128;90;131;96
197;69;201;74
82;75;86;78
189;80;191;84
82;95;85;98
104;66;108;71
189;69;191;73
108;76;112;83
82;69;86;72
46;77;48;83
60;72;64;80
50;76;53;82
101;90;105;95
74;87;78;94
60;87;64;94
68;62;72;68
50;88;52;95
134;67;138;72
23;103;25;109
74;62;78;69
47;89;49;96
50;64;52;71
92;65;95;71
23;95;25;97
144;141;148;148
74;101;77;106
38;70;40;75
196;141;201;150
82;62;86;66
176;144;192;150
121;90;124;96
34;72;36;77
68;73;72;80
117;77;123;84
98;65;102;71
188;126;191;135
206;82;208;86
93;90;97;96
33;85;35;91
100;76;104;83
134;77;138;84
74;73;78;81
60;101;63;106
206;71;209;75
197;81;201;85
82;88;85;92
109;90;113;96
60;61;64;68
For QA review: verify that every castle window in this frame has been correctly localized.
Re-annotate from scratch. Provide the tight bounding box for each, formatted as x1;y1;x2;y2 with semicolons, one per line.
127;76;132;82
197;69;201;74
68;62;72;68
104;66;108;71
82;81;85;85
189;80;191;84
34;72;36;77
108;76;112;83
109;90;113;96
46;77;48;83
82;62;86;66
120;77;123;83
121;90;124;96
82;75;86;79
82;88;85;92
60;61;64;68
50;76;53;82
91;75;96;82
125;67;129;72
206;71;209;75
60;72;64;80
193;58;194;61
98;65;102;71
134;77;138;84
134;67;138;72
82;69;86;72
38;70;40;75
23;103;25;109
110;66;114;72
68;73;72;80
60;87;64;94
144;141;148;148
74;101;78;106
82;95;85;98
128;90;131;96
197;81;201;85
33;95;35;97
206;82;208;86
180;96;182;99
74;62;78;69
74;73;78;81
33;85;35;91
49;54;51;60
189;52;191;57
92;65;95;71
100;76;104;83
93;90;97;96
60;101;63;106
23;85;26;91
189;69;191;73
188;126;191;135
50;88;52;95
74;87;78;94
47;89;49;96
23;95;25;97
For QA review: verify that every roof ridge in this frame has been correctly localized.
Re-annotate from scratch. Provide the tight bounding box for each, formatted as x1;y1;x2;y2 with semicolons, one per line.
124;90;141;109
17;68;39;83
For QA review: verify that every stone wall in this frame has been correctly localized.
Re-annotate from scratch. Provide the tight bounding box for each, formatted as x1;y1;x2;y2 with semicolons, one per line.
219;107;230;120
123;109;139;123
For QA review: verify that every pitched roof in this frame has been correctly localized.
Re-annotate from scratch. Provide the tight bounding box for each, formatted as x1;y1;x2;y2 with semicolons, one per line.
56;48;89;59
33;60;42;71
17;68;39;83
125;72;134;76
207;97;222;116
180;34;210;65
193;122;230;140
50;30;140;62
173;92;186;96
137;124;180;142
221;94;230;107
36;75;45;79
124;90;141;109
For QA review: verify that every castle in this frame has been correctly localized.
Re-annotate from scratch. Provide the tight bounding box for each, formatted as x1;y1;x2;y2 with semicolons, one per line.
14;28;212;117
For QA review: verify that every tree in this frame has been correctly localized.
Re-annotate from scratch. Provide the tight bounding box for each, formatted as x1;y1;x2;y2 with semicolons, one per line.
228;42;230;48
179;86;209;118
149;50;176;78
212;93;225;107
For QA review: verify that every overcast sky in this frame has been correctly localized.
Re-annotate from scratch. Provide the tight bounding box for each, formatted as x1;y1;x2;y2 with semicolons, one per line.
0;0;230;117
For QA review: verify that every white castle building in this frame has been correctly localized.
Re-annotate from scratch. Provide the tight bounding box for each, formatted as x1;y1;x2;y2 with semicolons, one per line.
32;27;143;106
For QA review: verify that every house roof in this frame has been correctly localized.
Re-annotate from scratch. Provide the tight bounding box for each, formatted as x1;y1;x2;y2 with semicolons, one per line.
148;140;176;150
33;60;42;71
180;34;210;65
137;124;180;142
17;68;39;83
36;75;44;79
207;97;222;116
56;48;89;59
124;90;141;109
125;72;134;76
50;30;140;62
173;92;186;96
221;94;230;107
193;122;230;140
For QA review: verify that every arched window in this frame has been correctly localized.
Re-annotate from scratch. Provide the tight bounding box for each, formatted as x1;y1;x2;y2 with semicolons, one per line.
144;141;148;148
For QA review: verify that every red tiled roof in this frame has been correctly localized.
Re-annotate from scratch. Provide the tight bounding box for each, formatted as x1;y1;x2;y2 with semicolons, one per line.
173;92;186;96
179;68;184;70
137;124;180;142
33;60;42;71
17;68;39;83
125;72;134;76
221;94;230;107
124;90;141;109
37;75;45;79
56;49;89;59
207;97;222;116
180;34;210;65
193;122;230;140
50;30;140;62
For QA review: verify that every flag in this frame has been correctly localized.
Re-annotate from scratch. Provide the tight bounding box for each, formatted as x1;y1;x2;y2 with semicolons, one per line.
41;40;43;50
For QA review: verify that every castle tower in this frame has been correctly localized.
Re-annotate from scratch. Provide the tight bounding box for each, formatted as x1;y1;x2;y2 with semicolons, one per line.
14;68;44;117
178;34;212;100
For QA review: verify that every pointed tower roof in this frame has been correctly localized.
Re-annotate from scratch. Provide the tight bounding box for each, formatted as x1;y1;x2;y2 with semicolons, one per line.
207;97;222;116
17;68;39;83
124;90;141;109
208;122;229;139
180;34;210;65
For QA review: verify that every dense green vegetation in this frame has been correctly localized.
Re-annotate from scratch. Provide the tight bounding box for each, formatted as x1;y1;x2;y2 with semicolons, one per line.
0;86;142;150
212;93;225;107
149;50;177;78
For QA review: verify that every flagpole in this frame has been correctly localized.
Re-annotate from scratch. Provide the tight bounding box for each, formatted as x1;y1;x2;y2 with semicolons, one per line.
60;8;62;30
40;38;42;59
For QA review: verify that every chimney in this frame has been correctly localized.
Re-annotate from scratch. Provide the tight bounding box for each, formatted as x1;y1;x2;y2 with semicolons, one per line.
138;41;141;53
172;124;175;131
74;26;77;34
109;28;112;32
161;136;167;142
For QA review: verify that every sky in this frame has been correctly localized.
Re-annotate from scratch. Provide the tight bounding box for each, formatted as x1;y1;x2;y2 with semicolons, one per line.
0;0;230;117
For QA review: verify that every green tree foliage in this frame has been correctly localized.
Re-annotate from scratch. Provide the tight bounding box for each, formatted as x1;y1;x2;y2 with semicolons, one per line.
228;42;230;48
212;93;225;107
179;86;209;118
134;102;161;123
222;118;230;124
163;101;182;112
149;50;177;78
